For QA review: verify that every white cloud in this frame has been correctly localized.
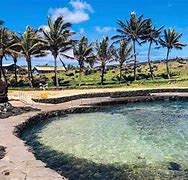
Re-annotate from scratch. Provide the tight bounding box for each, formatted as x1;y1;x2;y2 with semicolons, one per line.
49;0;93;24
31;50;76;66
69;0;94;13
79;28;85;34
95;26;115;33
49;8;89;24
39;25;49;32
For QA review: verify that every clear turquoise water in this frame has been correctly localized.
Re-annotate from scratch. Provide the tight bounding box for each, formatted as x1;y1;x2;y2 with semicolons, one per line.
22;100;188;179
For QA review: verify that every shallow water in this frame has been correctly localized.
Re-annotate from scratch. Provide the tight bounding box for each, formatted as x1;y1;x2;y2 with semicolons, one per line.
22;100;188;179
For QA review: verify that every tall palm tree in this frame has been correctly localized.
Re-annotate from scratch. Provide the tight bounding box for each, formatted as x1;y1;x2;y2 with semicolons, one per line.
144;23;163;79
114;40;132;83
112;12;150;80
0;28;17;83
96;36;115;85
73;36;93;85
7;33;22;84
16;26;45;87
85;53;96;69
10;51;20;84
159;28;186;79
41;16;74;88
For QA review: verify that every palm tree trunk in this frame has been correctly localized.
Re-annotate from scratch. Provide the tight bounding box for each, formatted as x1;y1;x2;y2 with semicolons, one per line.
0;56;7;84
165;48;170;79
148;42;154;80
54;55;59;88
0;56;2;80
89;62;93;69
59;56;67;71
13;57;18;84
119;64;122;84
30;61;34;84
101;63;105;85
133;40;137;81
26;58;33;88
79;66;82;86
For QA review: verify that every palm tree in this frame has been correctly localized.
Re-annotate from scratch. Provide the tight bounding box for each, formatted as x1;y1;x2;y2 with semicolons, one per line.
0;28;17;83
16;26;45;87
144;23;163;79
114;40;132;83
159;28;186;79
73;36;93;85
96;36;115;85
10;51;20;84
7;33;22;84
85;54;96;69
112;12;150;80
41;16;74;88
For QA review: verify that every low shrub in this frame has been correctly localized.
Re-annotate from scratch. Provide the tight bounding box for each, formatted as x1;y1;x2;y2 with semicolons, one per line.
9;78;17;87
60;80;71;86
84;70;92;75
65;72;74;77
52;76;64;86
33;76;48;88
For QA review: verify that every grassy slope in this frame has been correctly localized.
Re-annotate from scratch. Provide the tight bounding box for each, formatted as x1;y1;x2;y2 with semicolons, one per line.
9;59;188;90
50;59;188;88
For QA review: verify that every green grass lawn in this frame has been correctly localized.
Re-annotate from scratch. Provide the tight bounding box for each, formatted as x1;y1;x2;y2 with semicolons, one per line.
8;59;188;90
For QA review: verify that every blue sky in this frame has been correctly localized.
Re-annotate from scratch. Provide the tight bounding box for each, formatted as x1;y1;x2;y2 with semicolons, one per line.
1;0;188;66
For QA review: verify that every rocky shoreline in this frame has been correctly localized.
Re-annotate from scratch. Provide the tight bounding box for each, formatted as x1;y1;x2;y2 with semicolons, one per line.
0;103;40;119
2;91;188;179
33;87;188;104
15;97;188;180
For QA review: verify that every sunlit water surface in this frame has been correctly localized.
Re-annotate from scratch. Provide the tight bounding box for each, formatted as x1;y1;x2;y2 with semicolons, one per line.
22;100;188;178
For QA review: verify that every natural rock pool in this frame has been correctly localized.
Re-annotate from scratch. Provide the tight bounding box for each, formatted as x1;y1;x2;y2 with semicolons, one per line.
21;100;188;179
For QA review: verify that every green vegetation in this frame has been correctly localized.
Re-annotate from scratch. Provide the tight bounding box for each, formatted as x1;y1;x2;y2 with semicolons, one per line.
43;59;188;88
159;29;186;78
95;36;115;85
15;26;46;87
112;12;150;81
41;17;74;87
73;36;93;85
0;12;186;89
6;58;188;90
114;40;132;83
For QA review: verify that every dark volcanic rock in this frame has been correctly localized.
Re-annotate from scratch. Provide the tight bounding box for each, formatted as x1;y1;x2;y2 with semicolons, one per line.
168;162;182;171
0;80;8;103
0;146;6;160
0;103;40;119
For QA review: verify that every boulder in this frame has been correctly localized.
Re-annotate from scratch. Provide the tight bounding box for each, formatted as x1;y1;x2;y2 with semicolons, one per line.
0;80;8;103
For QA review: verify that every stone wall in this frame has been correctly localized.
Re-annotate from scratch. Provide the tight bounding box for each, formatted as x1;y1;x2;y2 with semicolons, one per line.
33;88;188;104
14;95;188;180
92;96;188;106
14;107;100;137
110;88;188;98
17;94;188;136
